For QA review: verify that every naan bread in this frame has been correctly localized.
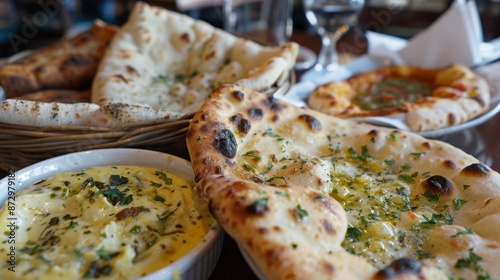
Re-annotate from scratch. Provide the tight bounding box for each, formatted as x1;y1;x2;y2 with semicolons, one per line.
186;84;500;279
0;100;184;127
0;2;297;128
14;89;91;103
0;20;118;98
92;1;298;122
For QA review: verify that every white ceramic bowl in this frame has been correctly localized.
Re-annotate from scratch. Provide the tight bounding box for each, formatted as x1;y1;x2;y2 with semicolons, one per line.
0;148;223;280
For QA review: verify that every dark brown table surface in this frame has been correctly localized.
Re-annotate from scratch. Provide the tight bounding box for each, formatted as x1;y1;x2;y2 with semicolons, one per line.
1;23;500;280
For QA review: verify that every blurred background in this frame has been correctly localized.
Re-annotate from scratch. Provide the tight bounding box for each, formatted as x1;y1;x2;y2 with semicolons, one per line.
0;0;499;58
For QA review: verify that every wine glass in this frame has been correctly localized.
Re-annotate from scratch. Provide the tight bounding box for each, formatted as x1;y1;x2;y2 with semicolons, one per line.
222;0;317;70
303;0;365;73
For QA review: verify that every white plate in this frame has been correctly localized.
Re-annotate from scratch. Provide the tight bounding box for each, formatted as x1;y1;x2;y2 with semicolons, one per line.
349;93;500;138
0;148;223;280
238;245;265;280
281;57;500;138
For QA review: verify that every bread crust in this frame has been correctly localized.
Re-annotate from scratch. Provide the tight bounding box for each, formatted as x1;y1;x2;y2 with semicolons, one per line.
0;20;118;98
187;84;500;279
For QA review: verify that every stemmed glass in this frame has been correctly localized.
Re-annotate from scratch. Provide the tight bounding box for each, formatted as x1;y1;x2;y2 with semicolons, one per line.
222;0;317;71
303;0;365;73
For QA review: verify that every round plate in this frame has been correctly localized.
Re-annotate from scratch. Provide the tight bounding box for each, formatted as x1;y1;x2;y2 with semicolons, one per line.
0;148;223;280
349;95;500;139
418;96;500;138
238;245;265;280
281;71;500;138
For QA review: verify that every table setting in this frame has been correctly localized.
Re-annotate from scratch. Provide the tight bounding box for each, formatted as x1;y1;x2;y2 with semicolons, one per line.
1;0;500;279
281;0;500;138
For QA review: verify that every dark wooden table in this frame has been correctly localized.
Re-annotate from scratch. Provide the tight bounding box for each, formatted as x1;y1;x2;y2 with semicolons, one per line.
1;20;500;280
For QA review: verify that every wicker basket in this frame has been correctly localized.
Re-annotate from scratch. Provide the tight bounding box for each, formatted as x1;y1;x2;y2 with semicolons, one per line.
0;71;295;171
0;115;193;171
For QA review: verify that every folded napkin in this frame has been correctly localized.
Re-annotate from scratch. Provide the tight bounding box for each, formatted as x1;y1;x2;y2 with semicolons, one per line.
398;0;483;68
285;0;500;105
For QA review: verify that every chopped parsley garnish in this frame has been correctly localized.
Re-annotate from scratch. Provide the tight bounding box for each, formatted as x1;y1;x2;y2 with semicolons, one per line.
253;198;269;206
96;247;120;261
103;186;131;206
157;207;179;223
398;173;417;183
463;184;471;190
81;177;94;189
423;190;441;202
296;204;308;220
347;146;372;162
346;226;362;242
414;249;433;259
455;248;483;271
420;213;453;227
154;195;165;203
109;175;128;186
267;163;273;171
242;150;261;160
275;190;289;197
121;194;133;205
155;171;173;185
20;244;40;255
453;199;468;210
73;248;83;259
400;163;412;171
161;230;185;236
451;227;474;237
150;181;162;188
66;220;79;229
129;225;141;234
266;176;287;184
410;152;424;159
384;159;396;165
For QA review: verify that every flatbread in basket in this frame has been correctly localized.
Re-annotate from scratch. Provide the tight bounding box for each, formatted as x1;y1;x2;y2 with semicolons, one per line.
90;1;298;126
0;2;298;128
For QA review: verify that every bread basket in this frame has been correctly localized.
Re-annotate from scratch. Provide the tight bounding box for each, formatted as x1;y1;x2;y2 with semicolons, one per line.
0;71;294;171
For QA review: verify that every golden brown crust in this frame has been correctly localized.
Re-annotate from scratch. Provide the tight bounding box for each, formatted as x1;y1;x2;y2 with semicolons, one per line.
13;89;91;103
308;64;490;132
196;174;377;280
186;84;500;279
0;20;118;98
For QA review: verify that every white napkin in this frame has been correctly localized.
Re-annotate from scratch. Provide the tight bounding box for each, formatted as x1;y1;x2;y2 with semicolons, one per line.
285;0;500;105
475;61;500;103
397;0;483;68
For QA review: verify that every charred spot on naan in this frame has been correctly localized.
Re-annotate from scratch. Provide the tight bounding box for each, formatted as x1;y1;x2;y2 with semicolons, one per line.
442;159;458;169
421;175;454;195
374;258;423;280
460;162;491;177
298;114;322;132
247;107;264;120
230;115;251;135
262;95;285;112
213;129;238;158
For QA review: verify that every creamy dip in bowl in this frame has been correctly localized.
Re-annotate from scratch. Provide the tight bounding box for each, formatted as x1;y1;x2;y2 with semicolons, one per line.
0;148;223;280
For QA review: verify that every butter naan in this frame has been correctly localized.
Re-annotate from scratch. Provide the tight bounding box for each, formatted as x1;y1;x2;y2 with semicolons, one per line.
91;2;298;126
186;84;500;279
0;2;297;128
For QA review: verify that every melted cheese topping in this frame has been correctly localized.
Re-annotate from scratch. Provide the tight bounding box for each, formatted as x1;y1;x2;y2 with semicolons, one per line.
0;166;215;280
235;128;493;279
